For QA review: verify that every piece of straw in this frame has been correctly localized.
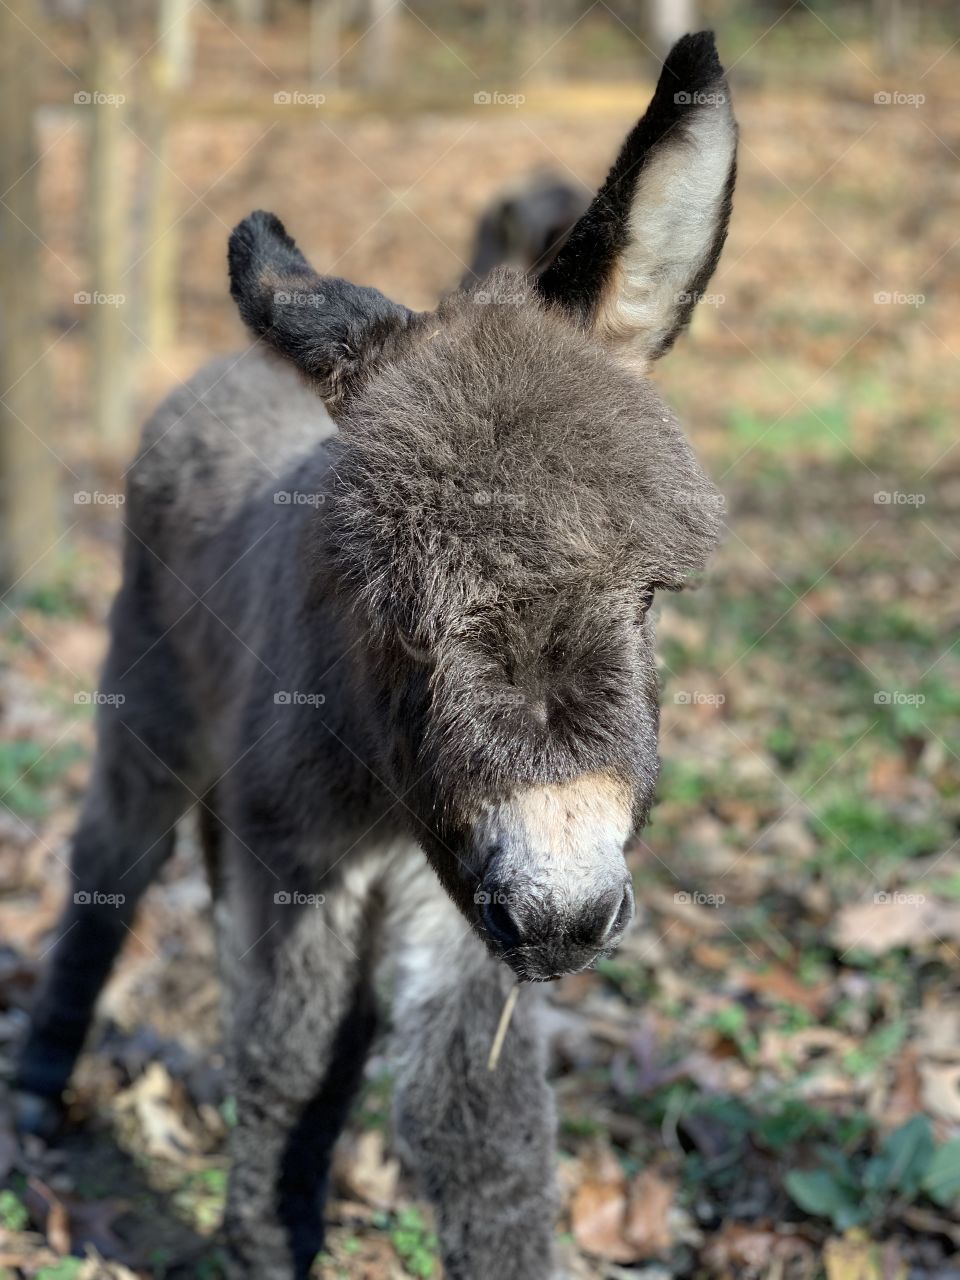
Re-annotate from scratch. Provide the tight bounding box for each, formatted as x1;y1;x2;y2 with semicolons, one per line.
487;983;520;1071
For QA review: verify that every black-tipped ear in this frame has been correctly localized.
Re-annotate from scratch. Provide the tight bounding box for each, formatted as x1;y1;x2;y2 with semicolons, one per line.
536;31;737;366
228;210;419;413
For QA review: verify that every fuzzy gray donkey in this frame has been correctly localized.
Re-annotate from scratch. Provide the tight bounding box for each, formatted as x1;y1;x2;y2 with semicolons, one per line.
16;31;738;1280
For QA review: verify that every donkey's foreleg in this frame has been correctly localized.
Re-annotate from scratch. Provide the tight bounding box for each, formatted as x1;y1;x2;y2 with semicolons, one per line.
391;884;558;1280
15;727;188;1129
220;856;379;1280
16;573;200;1134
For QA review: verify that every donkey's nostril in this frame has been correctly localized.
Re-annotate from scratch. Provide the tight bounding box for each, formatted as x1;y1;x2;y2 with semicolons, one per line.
481;895;525;950
597;882;635;946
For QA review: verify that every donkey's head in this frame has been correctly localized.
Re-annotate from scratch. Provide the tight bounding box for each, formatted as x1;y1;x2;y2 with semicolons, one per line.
229;32;736;981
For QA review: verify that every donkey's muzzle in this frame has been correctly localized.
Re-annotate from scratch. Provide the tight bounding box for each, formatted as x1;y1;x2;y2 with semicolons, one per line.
472;772;637;978
477;870;634;980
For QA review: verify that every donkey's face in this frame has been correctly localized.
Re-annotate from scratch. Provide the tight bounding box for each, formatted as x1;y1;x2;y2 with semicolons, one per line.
228;32;737;980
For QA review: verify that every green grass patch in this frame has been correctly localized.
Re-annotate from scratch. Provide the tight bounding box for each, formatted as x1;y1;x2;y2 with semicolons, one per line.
173;1165;228;1233
0;1189;29;1232
34;1263;86;1280
810;791;949;875
0;738;84;818
728;403;852;461
388;1207;439;1279
18;552;90;618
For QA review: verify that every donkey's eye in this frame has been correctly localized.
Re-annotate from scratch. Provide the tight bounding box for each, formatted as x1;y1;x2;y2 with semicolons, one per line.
636;585;655;621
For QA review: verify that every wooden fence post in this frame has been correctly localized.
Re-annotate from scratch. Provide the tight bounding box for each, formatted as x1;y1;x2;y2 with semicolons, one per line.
0;0;61;593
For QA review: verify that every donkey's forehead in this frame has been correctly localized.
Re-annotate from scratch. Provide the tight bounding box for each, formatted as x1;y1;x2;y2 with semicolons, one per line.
324;277;723;629
352;275;677;488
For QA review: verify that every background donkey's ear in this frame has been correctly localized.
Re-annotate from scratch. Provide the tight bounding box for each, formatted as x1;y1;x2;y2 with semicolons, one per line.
228;210;419;413
535;31;737;367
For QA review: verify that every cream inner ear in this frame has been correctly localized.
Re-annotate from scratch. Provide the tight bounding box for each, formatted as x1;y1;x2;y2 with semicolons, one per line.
596;103;736;367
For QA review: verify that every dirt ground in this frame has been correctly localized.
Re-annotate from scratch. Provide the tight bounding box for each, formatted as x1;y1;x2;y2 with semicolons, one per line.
2;6;960;1279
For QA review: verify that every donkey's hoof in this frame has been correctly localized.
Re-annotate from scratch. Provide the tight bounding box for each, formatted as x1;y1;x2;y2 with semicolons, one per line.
11;1089;63;1141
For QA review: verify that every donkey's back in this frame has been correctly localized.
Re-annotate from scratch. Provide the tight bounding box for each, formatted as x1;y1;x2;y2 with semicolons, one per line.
120;346;362;774
129;346;334;584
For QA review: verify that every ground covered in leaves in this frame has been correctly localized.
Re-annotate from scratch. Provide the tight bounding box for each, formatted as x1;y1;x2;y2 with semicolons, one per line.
2;7;960;1279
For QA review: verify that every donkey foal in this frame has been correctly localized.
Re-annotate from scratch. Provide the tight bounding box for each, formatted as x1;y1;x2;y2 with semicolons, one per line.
17;32;738;1280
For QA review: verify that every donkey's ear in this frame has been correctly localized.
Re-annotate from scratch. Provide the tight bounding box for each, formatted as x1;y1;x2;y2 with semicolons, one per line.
535;31;737;367
228;210;418;413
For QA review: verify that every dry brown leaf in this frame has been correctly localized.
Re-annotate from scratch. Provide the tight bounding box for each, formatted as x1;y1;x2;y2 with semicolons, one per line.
25;1177;71;1255
0;1231;61;1269
759;1026;857;1073
735;964;829;1015
701;1220;816;1275
756;816;816;862
899;1204;960;1246
0;890;64;951
569;1145;632;1263
78;1249;141;1280
823;1230;906;1280
23;1176;131;1264
570;1148;677;1264
833;899;960;955
571;1177;631;1263
114;1061;202;1165
881;1047;924;1127
623;1170;675;1257
868;755;910;799
645;886;725;935
692;941;731;970
335;1129;400;1210
914;1002;960;1059
919;1060;960;1122
42;619;109;678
